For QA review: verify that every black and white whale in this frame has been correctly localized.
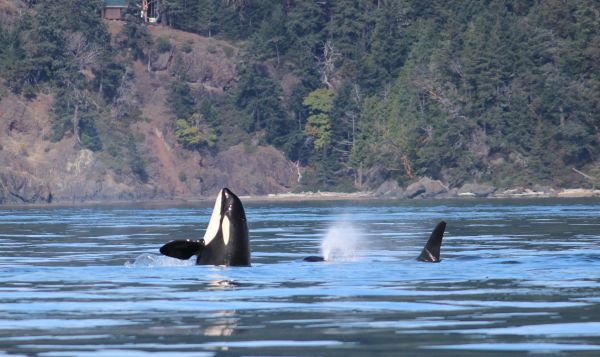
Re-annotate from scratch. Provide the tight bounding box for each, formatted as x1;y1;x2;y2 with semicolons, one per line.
303;221;447;263
160;188;250;266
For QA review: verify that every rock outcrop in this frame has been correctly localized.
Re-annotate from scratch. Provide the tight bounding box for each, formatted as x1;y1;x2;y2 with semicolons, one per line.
404;177;448;199
374;179;404;198
0;168;52;204
458;183;496;197
199;144;298;196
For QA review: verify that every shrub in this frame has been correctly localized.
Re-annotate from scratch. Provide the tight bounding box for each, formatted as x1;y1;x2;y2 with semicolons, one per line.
222;45;234;58
155;36;171;53
175;116;216;150
181;41;193;53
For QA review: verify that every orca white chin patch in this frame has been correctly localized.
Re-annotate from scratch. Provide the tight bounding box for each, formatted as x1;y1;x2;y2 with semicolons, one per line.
222;215;231;245
203;189;223;245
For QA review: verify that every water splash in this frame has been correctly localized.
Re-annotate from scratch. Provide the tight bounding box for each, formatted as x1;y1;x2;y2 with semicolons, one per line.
125;253;196;267
321;220;364;261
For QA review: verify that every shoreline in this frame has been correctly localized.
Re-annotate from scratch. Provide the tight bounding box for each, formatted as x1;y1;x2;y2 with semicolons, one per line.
2;188;600;208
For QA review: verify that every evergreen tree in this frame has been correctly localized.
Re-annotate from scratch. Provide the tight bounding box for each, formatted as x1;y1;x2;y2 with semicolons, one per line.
285;0;329;78
250;3;288;64
127;134;149;183
235;62;289;146
357;1;409;93
167;81;195;120
119;0;152;61
0;25;29;95
196;0;220;36
303;88;334;153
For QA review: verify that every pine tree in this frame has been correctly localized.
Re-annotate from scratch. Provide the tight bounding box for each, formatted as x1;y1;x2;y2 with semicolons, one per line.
167;81;196;120
235;62;289;146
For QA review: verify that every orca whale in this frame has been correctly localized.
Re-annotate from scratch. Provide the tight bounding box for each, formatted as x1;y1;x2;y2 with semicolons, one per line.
303;221;447;263
159;188;250;266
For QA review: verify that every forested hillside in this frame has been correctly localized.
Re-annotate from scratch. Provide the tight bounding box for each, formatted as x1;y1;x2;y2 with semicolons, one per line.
1;0;600;203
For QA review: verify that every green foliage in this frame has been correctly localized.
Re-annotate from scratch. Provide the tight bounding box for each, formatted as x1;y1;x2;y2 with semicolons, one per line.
0;0;159;183
4;0;600;192
222;45;234;58
0;24;30;95
303;88;334;152
198;99;221;133
155;36;172;53
126;134;148;183
165;0;274;39
356;2;409;93
235;63;290;146
79;115;103;152
2;0;113;96
304;113;330;152
303;88;334;113
119;1;152;60
50;88;102;152
250;3;288;62
180;41;193;53
178;171;187;182
94;60;125;102
167;81;195;120
175;116;216;150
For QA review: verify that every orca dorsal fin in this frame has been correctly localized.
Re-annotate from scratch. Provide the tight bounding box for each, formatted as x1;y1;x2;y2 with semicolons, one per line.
160;239;205;260
417;221;446;263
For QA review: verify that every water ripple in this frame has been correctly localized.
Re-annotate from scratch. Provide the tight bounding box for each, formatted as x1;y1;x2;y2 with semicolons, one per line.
1;198;600;355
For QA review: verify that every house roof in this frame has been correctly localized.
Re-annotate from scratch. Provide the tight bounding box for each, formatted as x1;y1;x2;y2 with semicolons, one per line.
103;0;128;7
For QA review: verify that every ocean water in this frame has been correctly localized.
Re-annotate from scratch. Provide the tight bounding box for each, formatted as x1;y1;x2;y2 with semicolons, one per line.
1;198;600;356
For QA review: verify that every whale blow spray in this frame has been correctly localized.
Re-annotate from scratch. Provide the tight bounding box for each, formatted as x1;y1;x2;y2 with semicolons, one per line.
320;220;364;261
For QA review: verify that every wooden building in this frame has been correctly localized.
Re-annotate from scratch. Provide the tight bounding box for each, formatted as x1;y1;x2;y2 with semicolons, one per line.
102;0;127;20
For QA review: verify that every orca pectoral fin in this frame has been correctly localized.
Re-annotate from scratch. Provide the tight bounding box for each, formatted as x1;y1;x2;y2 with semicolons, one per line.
417;221;446;263
160;239;205;260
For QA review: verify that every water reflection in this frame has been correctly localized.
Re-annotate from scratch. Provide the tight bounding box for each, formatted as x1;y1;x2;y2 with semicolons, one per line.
203;310;237;337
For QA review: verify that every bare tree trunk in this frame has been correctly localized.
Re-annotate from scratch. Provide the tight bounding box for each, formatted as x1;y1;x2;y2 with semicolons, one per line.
73;103;81;148
355;162;364;188
359;162;363;188
559;105;565;128
401;154;414;180
351;112;356;146
98;73;103;96
295;161;302;183
318;40;340;89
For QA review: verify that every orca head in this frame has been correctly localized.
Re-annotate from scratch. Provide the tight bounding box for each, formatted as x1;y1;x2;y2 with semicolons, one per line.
159;188;250;266
222;188;248;237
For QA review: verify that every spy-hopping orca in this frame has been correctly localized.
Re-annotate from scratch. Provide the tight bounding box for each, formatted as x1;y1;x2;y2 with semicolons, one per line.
303;221;447;263
160;188;250;266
